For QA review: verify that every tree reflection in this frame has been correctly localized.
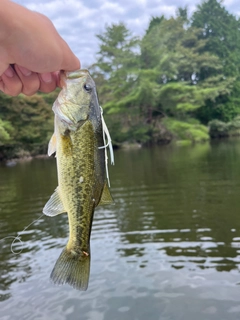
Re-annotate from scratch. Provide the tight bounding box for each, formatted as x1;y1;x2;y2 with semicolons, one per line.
110;142;240;272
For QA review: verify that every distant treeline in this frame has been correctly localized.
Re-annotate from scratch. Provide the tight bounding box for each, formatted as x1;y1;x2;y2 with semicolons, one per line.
1;0;240;159
0;92;58;160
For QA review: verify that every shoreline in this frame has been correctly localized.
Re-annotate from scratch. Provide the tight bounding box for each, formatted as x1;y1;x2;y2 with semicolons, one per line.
2;136;240;166
3;154;51;166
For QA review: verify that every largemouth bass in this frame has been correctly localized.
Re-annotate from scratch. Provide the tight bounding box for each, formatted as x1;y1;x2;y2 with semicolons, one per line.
43;69;114;290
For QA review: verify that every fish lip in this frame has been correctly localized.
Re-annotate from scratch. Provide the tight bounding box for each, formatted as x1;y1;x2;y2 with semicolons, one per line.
61;69;89;84
59;71;66;88
59;69;89;92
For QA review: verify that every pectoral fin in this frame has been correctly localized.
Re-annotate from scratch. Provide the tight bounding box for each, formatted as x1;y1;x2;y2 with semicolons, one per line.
98;182;114;206
43;187;66;216
48;133;57;156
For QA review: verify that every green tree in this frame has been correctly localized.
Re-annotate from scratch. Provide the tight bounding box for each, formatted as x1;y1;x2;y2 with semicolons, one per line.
145;15;165;35
92;23;148;143
191;0;240;77
92;16;234;144
141;17;233;117
191;0;240;124
92;22;140;105
0;92;54;157
0;119;13;145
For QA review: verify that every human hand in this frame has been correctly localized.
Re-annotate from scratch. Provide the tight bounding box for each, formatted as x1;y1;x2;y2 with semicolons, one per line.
0;0;80;96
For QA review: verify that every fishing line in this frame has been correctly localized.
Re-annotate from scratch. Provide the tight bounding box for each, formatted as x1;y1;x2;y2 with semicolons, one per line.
98;106;114;187
0;213;44;255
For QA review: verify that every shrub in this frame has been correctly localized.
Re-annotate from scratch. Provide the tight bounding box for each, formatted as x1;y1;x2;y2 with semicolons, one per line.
163;118;209;143
209;116;240;138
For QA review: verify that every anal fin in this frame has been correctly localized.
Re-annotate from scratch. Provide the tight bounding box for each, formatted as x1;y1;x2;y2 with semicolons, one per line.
98;182;114;206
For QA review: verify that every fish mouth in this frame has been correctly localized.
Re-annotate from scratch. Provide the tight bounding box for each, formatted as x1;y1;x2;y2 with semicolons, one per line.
56;69;92;127
60;69;90;87
59;70;66;88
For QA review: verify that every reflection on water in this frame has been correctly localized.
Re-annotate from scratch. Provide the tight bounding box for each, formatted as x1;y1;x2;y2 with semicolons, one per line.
1;140;240;319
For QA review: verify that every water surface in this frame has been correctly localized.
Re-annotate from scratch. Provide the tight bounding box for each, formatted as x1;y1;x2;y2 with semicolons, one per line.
1;140;240;320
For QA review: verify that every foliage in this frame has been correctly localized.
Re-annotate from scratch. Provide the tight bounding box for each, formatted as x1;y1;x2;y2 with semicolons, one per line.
191;0;240;77
0;119;13;145
2;0;240;158
163;118;209;143
194;81;240;124
93;10;235;145
209;116;240;138
0;92;54;159
191;0;240;124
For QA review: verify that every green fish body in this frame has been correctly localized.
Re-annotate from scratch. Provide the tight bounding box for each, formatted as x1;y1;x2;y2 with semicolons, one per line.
43;69;113;290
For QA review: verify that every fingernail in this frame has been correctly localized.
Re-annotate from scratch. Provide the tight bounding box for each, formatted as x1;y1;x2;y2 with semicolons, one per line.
41;73;52;83
18;66;32;76
4;66;14;78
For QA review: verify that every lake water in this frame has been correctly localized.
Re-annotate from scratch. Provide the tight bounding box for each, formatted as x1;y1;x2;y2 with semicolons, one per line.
1;140;240;320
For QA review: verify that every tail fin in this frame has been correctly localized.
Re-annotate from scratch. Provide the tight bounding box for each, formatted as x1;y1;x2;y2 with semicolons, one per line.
50;247;90;290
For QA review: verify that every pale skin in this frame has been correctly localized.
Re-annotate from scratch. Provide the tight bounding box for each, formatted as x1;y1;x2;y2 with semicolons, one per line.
0;0;80;96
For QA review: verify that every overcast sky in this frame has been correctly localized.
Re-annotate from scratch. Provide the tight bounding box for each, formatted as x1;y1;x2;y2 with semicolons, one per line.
14;0;240;68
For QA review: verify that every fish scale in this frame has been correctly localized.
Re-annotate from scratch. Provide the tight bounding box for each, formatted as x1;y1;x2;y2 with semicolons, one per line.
60;121;96;251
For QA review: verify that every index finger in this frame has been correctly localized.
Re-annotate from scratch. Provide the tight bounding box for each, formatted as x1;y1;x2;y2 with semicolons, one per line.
0;66;22;96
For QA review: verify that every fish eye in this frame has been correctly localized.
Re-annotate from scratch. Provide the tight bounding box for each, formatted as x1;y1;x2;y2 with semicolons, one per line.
84;83;92;93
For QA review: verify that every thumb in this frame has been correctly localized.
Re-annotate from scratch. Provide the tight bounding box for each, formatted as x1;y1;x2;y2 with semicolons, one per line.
60;41;80;71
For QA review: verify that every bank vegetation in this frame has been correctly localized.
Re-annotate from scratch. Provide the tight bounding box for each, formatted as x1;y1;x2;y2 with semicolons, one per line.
1;0;240;159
